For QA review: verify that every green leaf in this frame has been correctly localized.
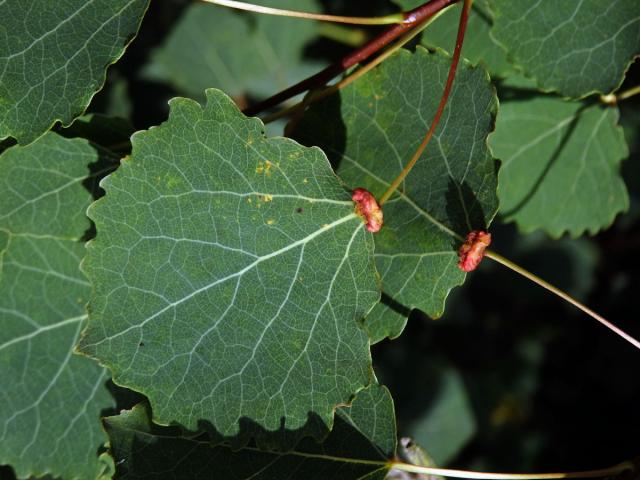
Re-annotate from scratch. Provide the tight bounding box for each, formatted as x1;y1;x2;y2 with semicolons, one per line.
78;88;380;444
105;384;396;480
489;97;629;237
144;0;322;100
404;369;475;465
363;296;409;345
0;0;149;145
489;0;640;98
0;133;113;479
292;47;499;325
396;0;514;77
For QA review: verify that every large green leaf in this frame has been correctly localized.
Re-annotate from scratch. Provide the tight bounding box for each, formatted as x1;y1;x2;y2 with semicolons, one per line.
490;97;629;237
489;0;640;98
0;133;113;479
104;384;396;480
143;0;321;100
292;47;499;329
396;0;513;77
78;88;380;444
0;0;149;145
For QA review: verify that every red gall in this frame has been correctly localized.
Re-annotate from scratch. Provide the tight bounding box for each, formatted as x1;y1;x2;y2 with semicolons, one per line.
352;188;383;233
458;230;491;272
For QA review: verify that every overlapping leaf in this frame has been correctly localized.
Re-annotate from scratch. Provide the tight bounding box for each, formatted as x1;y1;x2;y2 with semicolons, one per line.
489;0;640;98
0;0;149;145
78;88;380;444
490;97;628;237
144;0;322;100
363;298;409;345
293;47;499;335
396;0;513;77
0;133;113;479
105;384;396;480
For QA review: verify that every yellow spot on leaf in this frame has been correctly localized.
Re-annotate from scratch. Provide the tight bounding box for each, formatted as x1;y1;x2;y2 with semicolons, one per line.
255;160;274;176
266;219;275;225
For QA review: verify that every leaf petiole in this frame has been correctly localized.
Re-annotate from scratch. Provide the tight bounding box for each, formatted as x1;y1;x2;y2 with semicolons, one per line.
378;0;473;206
264;4;453;126
617;84;640;102
600;84;640;105
484;249;640;350
389;459;634;479
199;0;405;25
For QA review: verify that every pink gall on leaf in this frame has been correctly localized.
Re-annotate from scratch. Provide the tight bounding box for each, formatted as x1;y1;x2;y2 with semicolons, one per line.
458;231;491;272
352;188;383;233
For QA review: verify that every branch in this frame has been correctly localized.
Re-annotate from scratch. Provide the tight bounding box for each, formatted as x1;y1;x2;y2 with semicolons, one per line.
266;5;453;129
243;0;460;116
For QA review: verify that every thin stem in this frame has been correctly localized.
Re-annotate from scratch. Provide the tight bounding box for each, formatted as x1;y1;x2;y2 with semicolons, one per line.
390;460;634;479
263;5;452;126
317;24;368;47
243;0;460;116
484;250;640;351
200;0;405;25
617;84;640;101
378;0;472;206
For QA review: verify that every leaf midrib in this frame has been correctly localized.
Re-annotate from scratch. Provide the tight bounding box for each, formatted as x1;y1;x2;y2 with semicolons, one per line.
86;212;360;348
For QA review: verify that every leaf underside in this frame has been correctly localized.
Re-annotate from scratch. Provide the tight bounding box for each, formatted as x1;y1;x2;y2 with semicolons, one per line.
78;88;380;447
0;133;113;479
293;47;499;338
0;0;150;145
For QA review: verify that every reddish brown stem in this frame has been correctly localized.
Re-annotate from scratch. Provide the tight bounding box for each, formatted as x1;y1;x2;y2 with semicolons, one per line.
243;0;460;116
379;0;472;205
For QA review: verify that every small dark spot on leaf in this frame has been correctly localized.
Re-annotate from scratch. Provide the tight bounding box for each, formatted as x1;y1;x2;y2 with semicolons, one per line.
296;207;303;213
139;342;145;347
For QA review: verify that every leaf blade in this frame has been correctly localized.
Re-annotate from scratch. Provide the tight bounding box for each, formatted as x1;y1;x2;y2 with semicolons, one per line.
0;133;113;479
78;88;380;444
0;0;149;144
490;97;629;237
489;0;640;98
